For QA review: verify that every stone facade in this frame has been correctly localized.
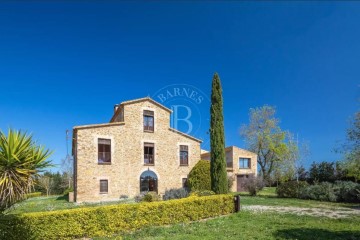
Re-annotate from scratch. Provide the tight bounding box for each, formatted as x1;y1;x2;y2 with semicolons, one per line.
73;97;201;203
201;146;257;192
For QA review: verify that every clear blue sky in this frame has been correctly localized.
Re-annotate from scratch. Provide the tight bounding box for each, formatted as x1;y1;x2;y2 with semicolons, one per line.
0;1;358;171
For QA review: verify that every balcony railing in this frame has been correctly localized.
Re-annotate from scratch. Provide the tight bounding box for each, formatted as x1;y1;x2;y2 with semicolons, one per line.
180;157;188;166
144;154;154;165
144;125;154;132
98;152;111;164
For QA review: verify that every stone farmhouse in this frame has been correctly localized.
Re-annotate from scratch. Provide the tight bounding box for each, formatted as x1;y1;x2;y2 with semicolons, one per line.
201;147;257;192
72;97;257;203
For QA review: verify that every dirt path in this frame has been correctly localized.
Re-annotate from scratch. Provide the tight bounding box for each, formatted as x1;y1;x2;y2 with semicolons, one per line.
242;205;360;219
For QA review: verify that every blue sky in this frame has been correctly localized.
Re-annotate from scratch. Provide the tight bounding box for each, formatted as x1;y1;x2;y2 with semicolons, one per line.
0;1;358;171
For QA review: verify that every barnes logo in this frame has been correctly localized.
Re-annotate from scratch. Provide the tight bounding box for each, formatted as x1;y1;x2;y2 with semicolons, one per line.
153;84;209;144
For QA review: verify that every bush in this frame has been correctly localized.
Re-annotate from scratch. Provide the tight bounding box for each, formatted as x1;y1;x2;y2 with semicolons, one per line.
276;181;309;198
134;191;160;202
134;192;147;202
243;176;265;196
119;194;128;199
187;160;211;191
142;192;160;202
163;188;189;200
189;190;216;197
62;188;73;196
299;182;337;202
1;194;235;240
228;175;235;192
25;192;42;199
333;181;360;203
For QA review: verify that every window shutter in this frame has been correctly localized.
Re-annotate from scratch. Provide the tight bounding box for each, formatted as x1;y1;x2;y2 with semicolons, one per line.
143;110;154;116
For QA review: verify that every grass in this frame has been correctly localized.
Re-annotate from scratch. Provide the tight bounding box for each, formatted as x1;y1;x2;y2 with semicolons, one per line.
4;188;360;239
6;188;358;214
235;187;358;209
4;195;135;215
94;211;360;240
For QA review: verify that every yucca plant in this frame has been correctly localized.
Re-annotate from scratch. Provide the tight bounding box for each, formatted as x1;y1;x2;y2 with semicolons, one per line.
0;129;52;211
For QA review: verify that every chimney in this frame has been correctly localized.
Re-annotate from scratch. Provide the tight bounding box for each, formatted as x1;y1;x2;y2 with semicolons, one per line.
114;104;119;113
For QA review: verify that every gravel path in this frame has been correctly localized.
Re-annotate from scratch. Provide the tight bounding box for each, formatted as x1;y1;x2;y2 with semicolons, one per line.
242;205;360;219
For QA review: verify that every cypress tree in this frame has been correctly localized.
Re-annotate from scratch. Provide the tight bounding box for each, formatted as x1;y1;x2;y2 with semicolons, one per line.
210;72;228;194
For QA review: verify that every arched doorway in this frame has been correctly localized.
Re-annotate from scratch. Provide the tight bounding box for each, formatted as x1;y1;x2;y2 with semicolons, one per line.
140;170;158;193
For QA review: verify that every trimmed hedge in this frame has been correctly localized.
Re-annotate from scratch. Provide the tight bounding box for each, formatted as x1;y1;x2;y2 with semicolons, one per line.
187;160;211;191
1;194;234;240
25;192;42;199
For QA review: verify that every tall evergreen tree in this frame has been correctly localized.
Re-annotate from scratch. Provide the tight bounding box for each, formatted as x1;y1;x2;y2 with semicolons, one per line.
210;73;228;194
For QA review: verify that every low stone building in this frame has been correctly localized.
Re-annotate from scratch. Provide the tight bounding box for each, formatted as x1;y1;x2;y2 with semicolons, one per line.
201;146;257;192
72;97;202;203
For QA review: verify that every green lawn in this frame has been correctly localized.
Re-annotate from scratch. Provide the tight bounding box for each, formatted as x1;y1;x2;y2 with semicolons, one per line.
4;195;135;215
94;211;360;240
4;189;360;239
5;188;358;214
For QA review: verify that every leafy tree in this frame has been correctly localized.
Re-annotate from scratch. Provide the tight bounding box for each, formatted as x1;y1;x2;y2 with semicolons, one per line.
342;111;360;181
187;160;211;191
37;175;53;196
309;161;337;183
210;73;228;194
296;165;308;182
241;106;298;184
0;129;52;210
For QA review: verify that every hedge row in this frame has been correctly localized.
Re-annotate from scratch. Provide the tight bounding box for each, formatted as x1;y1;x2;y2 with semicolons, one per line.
2;194;234;240
25;192;42;199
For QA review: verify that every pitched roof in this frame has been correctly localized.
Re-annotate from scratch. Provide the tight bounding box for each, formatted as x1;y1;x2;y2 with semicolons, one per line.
169;127;202;143
110;97;172;122
200;146;257;156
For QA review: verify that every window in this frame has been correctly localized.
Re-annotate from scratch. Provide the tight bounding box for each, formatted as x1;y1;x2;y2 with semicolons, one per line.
180;145;188;165
143;110;154;132
239;158;251;169
144;142;155;165
226;155;233;168
140;170;158;193
98;139;111;164
182;178;188;188
100;180;108;193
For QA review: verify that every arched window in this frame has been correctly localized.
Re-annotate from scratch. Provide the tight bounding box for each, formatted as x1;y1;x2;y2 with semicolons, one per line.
140;170;158;193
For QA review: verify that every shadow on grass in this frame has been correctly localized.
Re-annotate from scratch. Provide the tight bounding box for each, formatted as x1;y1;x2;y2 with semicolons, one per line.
275;228;360;240
56;195;68;201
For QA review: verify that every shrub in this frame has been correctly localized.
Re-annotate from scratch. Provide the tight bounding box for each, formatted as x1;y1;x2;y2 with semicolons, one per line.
299;182;337;202
142;192;160;202
25;192;42;199
163;188;189;200
276;181;309;198
134;192;147;202
333;181;360;203
243;176;265;196
187;160;211;191
189;190;216;197
62;188;73;196
227;175;235;192
119;194;128;199
1;194;235;240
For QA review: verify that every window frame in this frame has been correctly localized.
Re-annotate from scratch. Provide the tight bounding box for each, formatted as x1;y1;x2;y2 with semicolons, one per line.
182;178;188;188
179;145;189;166
239;158;251;169
99;179;108;194
143;110;154;132
98;138;111;164
144;142;155;165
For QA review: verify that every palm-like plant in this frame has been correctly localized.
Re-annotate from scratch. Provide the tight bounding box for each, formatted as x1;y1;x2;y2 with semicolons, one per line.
0;129;52;210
